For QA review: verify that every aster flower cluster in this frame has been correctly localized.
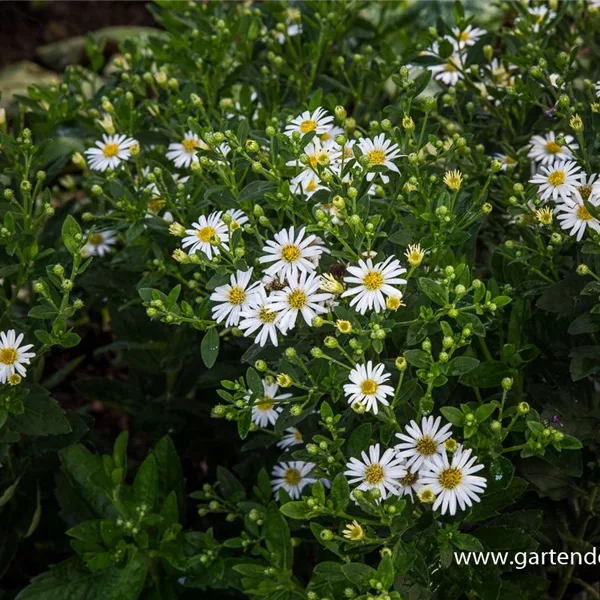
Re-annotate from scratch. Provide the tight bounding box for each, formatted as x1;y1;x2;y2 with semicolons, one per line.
528;133;600;241
6;1;600;597
345;415;487;517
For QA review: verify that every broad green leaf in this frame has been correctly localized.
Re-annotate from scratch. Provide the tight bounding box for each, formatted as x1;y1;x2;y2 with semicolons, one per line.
201;327;220;369
264;503;293;570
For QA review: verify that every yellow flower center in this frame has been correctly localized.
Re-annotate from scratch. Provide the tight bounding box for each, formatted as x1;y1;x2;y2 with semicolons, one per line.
305;178;317;192
545;141;562;154
287;289;307;309
577;205;593;221
445;62;457;72
364;463;385;485
102;143;119;158
89;233;103;246
257;396;273;411
227;286;246;305
8;373;22;386
309;155;318;168
0;347;17;365
182;138;199;153
281;244;301;263
579;185;593;201
345;522;364;540
148;199;166;213
284;467;302;486
548;170;566;186
360;379;378;395
505;155;517;164
399;471;419;487
415;435;438;456
299;119;317;133
343;146;354;159
439;467;463;490
367;149;386;166
336;320;352;333
363;271;384;291
320;132;330;141
197;226;215;242
460;30;470;41
259;307;277;323
294;430;303;441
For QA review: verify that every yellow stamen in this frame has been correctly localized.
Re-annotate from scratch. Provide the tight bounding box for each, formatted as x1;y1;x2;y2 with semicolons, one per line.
439;467;463;490
364;463;385;485
0;348;17;365
363;271;384;291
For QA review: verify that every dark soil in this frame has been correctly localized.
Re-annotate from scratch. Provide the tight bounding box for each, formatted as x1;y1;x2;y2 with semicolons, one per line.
0;1;155;70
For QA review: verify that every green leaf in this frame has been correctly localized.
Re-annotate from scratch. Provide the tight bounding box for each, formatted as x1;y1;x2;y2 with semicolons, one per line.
330;473;349;514
216;466;246;503
201;327;220;369
153;435;185;509
15;553;149;600
560;435;582;450
0;476;21;508
439;406;465;426
341;563;377;585
58;445;116;521
134;454;159;510
279;501;308;520
404;349;431;368
246;367;264;397
346;423;372;458
474;403;496;423
418;278;447;306
459;361;511;388
8;387;71;436
264;503;293;569
446;356;479;376
61;215;82;255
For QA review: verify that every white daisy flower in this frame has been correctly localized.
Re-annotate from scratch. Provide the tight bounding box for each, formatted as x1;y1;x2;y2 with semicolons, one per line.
225;208;249;233
166;130;207;168
330;139;357;167
247;379;291;428
395;416;453;472
451;25;486;49
493;153;518;170
284;107;334;138
84;134;137;172
0;330;35;384
290;171;328;199
268;271;332;333
344;443;407;501
419;446;487;516
527;5;556;33
530;160;583;202
527;132;577;166
277;427;303;449
578;173;600;204
82;230;117;257
238;286;283;347
342;256;407;315
357;134;404;183
210;268;260;327
429;51;464;86
258;226;325;281
271;461;316;500
320;126;344;148
395;469;424;501
181;211;229;259
555;193;600;241
343;361;394;415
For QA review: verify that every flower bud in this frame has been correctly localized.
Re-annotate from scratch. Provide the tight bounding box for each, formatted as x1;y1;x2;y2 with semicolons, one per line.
517;402;530;415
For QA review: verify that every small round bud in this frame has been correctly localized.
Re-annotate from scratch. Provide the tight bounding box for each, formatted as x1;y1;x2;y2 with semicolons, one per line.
517;402;530;415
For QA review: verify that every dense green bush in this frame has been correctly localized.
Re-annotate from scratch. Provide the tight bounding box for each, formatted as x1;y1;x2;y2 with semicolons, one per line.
1;1;600;599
